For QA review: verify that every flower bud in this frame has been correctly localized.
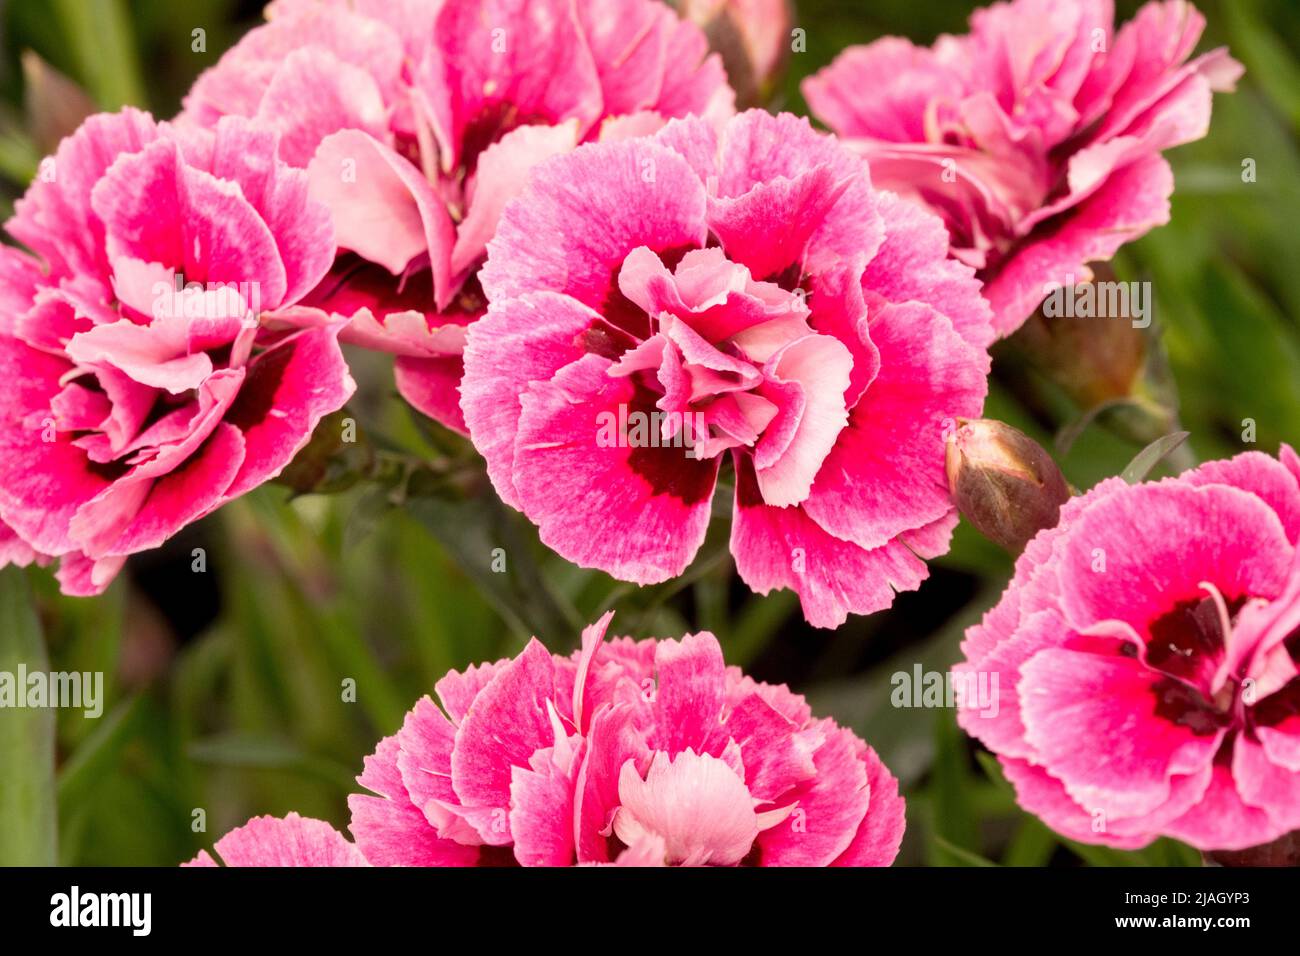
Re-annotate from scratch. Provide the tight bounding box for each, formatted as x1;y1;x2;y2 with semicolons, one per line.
945;419;1071;555
1013;261;1148;409
1206;830;1300;867
22;51;97;155
678;0;793;107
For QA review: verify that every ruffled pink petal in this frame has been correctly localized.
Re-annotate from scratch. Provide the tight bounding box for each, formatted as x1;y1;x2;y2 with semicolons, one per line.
197;813;368;867
731;458;933;629
982;153;1174;335
1019;647;1223;818
613;749;759;866
307;130;456;308
450;639;557;839
460;293;598;509
8;108;159;280
480;138;707;308
756;722;869;866
831;739;906;867
512;354;719;584
802;299;988;550
221;325;354;500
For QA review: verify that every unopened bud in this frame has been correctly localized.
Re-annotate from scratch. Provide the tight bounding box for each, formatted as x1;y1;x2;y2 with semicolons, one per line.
1207;830;1300;867
1015;261;1148;409
22;51;98;155
679;0;793;108
945;419;1071;554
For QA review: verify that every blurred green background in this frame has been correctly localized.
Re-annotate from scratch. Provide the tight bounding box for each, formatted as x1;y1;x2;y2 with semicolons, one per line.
0;0;1295;867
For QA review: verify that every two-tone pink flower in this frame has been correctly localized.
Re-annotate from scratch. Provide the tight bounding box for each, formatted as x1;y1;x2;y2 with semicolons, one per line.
805;0;1242;335
189;615;906;867
0;110;352;593
958;447;1300;851
463;109;993;627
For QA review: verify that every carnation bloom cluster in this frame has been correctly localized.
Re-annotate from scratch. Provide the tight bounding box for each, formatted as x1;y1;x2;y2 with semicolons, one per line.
957;447;1300;851
804;0;1242;334
3;0;1279;866
190;615;906;867
180;0;734;431
463;109;993;627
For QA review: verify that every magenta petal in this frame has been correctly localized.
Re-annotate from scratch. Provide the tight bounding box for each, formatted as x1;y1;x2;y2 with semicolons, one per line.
450;639;557;830
756;723;869;866
649;632;728;757
732;458;934;630
509;739;584;866
223;325;355;500
254;48;390;168
1019;647;1222;819
460;293;597;509
203;813;367;867
480;138;707;308
803;299;987;551
512;354;719;584
832;739;906;867
9;108;159;280
982;154;1174;336
91;137;289;307
0;339;110;556
307;130;456;308
451;121;581;277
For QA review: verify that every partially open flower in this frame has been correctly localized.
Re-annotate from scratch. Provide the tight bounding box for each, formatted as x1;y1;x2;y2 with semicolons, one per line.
804;0;1242;336
945;418;1071;554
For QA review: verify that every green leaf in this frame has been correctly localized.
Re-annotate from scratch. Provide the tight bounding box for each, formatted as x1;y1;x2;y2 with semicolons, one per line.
407;490;582;648
930;711;981;865
933;835;999;868
1224;1;1300;130
0;568;57;865
51;0;146;110
1063;838;1146;867
1121;431;1190;483
1003;819;1059;867
187;734;356;792
57;694;146;810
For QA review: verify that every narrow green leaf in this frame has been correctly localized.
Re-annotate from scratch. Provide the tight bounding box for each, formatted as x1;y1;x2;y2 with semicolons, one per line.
51;0;146;109
187;734;356;792
933;835;999;867
0;568;57;865
930;712;981;864
57;695;146;810
1003;819;1059;867
1121;431;1190;484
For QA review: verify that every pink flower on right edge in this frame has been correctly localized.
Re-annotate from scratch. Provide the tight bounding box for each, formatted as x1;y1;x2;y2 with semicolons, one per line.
803;0;1243;336
462;109;993;628
186;614;905;867
956;446;1300;851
